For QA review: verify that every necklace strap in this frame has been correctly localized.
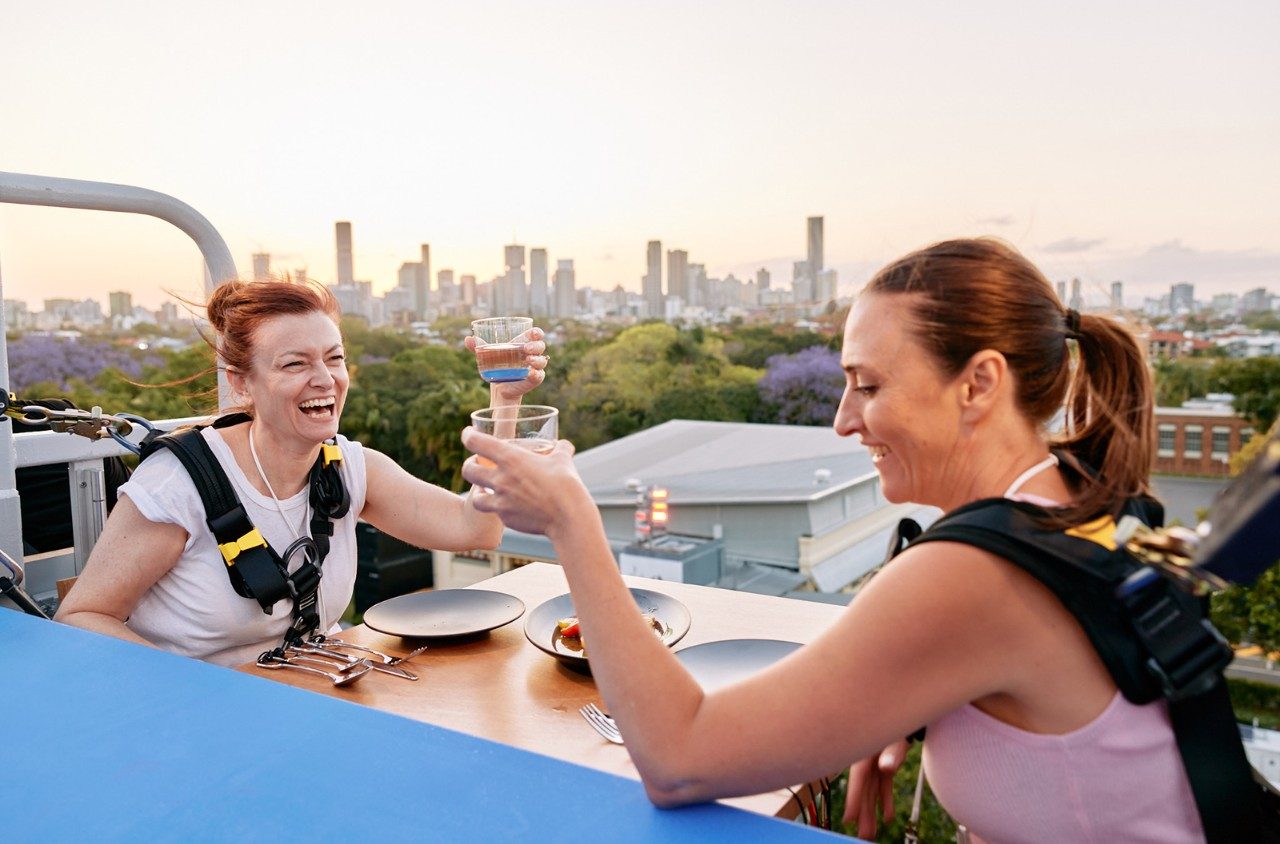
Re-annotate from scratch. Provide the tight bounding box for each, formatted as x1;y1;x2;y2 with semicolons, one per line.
1002;453;1060;499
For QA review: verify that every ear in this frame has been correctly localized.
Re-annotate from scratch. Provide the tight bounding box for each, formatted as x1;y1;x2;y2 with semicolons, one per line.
224;365;247;399
957;349;1007;423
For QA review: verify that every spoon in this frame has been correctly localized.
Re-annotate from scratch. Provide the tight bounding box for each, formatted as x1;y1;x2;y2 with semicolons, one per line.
257;653;372;687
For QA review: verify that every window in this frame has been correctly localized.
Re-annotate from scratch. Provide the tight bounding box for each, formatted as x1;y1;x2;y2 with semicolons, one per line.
1158;424;1177;457
1211;426;1231;458
1184;424;1203;459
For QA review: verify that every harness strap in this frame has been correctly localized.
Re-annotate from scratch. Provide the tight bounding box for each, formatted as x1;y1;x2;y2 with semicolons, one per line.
145;428;290;613
908;499;1266;843
140;419;346;644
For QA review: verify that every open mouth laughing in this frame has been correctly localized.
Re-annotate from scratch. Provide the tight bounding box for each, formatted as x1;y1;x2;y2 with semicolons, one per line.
299;397;336;419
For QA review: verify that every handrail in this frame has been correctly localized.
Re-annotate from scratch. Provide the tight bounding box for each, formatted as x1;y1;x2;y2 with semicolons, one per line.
0;171;237;291
0;171;239;564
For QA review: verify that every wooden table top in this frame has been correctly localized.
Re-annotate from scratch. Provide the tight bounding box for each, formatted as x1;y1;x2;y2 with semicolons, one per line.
241;562;846;818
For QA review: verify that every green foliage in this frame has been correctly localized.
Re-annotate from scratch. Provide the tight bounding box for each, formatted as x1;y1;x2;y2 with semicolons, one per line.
1228;677;1280;730
719;324;837;369
340;345;488;490
1153;358;1214;408
828;743;958;843
1154;356;1280;430
340;316;421;363
1212;565;1280;654
550;323;764;449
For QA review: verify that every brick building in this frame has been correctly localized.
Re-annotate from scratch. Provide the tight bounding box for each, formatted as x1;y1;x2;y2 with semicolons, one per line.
1154;398;1254;477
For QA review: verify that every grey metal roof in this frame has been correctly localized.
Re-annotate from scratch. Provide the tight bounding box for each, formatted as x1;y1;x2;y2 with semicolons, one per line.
575;420;878;505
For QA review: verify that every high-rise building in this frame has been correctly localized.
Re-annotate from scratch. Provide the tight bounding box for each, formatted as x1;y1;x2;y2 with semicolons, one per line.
807;216;824;279
108;291;132;319
158;301;179;326
553;259;576;318
1242;287;1272;313
1171;283;1195;313
417;244;431;319
756;267;771;292
503;245;527;314
529;249;549;316
1069;278;1084;312
687;264;707;308
437;269;456;306
643;240;663;318
666;249;688;304
792;260;813;303
1110;281;1123;311
252;253;271;281
335;222;354;285
398;262;420;291
816;268;838;303
1056;280;1067;305
461;274;477;307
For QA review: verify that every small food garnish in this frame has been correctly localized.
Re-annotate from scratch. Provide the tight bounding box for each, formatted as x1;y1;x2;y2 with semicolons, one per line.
556;616;581;639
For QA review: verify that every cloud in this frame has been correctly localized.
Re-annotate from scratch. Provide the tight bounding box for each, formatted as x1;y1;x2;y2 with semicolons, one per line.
977;215;1015;226
1042;237;1106;254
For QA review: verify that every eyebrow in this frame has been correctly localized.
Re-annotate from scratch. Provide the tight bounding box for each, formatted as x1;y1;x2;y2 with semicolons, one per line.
277;344;344;358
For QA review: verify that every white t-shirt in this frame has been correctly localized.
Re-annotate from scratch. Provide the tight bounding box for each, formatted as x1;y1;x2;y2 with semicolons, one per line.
119;426;368;667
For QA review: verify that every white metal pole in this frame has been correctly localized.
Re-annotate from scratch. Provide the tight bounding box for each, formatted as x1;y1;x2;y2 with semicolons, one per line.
0;172;240;568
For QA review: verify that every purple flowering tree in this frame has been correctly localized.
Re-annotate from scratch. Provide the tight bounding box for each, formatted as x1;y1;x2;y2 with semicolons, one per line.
757;345;845;426
6;334;158;394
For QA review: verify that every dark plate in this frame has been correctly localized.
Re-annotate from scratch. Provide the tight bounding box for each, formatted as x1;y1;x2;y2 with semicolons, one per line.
362;589;525;639
673;639;802;692
524;588;691;670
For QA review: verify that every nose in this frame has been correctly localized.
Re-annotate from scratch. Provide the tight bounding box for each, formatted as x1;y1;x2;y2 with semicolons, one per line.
833;386;862;439
309;360;335;387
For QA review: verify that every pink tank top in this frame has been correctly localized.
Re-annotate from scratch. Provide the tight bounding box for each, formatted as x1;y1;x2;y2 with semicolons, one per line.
920;476;1205;843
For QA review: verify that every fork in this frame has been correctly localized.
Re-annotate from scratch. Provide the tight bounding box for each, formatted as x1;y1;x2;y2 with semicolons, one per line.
288;643;419;681
310;636;429;667
579;703;624;745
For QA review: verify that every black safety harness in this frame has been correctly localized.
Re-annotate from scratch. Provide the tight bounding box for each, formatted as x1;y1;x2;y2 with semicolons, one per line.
888;496;1278;843
139;413;350;647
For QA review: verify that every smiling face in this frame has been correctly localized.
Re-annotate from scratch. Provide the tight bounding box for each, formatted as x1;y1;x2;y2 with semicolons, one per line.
833;293;965;507
228;310;348;449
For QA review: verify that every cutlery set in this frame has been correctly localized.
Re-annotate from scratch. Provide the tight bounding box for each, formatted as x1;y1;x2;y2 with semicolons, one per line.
256;637;428;686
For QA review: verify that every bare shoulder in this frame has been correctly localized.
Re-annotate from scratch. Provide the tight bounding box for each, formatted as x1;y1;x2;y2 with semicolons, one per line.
864;539;1090;643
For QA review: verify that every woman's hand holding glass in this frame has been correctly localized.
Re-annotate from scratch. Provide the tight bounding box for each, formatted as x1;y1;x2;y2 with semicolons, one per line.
461;427;587;538
464;319;548;403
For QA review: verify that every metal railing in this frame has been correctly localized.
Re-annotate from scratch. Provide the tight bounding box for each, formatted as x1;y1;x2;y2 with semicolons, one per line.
0;171;238;597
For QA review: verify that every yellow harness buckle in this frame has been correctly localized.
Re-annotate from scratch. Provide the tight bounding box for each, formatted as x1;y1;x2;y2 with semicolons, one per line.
321;443;342;468
219;528;267;566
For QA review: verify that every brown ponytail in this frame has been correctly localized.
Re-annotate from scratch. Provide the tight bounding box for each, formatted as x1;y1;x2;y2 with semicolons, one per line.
865;238;1154;524
1058;312;1155;519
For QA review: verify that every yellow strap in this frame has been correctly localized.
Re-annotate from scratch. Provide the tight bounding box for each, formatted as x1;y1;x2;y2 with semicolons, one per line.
218;528;267;566
321;443;342;468
1065;515;1118;551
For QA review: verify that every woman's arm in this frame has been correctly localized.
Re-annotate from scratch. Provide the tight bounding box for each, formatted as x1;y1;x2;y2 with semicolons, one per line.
461;429;1048;807
360;448;505;552
54;496;187;648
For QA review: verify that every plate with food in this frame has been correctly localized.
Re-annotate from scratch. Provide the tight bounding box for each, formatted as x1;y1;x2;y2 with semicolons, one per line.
362;589;525;639
672;639;802;692
524;588;691;671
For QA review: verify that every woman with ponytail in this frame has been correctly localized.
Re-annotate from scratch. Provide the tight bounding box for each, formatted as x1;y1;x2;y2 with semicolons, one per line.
463;238;1204;842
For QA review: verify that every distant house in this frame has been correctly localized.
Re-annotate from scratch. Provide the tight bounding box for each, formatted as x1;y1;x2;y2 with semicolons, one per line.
433;420;936;600
1146;330;1213;360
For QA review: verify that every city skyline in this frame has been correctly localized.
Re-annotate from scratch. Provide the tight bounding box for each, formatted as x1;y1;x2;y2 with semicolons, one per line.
1;3;1278;309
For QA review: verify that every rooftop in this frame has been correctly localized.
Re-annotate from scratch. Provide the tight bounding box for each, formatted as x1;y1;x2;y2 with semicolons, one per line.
576;420;876;506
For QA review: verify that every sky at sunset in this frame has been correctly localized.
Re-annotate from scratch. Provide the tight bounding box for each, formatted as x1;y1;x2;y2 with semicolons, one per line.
1;1;1277;309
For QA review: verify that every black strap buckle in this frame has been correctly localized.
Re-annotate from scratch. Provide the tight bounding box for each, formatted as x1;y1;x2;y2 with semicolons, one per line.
1117;567;1233;701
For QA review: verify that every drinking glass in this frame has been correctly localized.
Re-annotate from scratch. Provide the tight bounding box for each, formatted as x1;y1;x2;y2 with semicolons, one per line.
471;317;534;383
470;405;559;468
